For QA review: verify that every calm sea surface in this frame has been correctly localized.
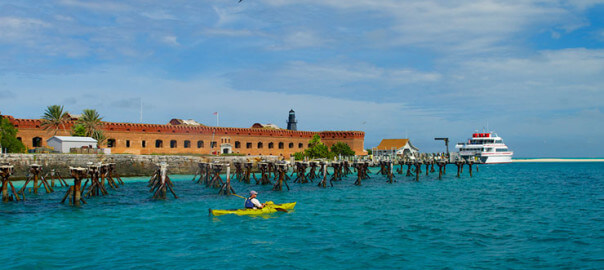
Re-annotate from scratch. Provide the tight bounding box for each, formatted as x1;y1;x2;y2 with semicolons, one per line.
1;162;603;269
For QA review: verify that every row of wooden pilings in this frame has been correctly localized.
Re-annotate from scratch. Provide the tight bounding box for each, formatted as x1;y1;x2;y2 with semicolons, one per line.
0;162;124;205
1;153;480;204
191;153;479;196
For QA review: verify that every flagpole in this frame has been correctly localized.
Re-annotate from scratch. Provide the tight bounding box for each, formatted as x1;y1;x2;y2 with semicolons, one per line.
216;112;219;127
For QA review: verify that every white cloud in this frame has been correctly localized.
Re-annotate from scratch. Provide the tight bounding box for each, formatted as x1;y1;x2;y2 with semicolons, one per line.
0;17;50;41
262;0;587;53
275;30;328;49
447;48;604;113
202;28;255;37
58;0;130;12
162;35;180;46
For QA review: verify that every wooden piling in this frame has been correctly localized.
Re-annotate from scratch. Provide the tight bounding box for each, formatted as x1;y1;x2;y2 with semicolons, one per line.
19;164;54;195
218;166;236;195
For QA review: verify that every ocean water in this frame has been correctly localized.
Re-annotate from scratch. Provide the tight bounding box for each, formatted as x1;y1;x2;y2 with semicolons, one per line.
1;162;603;269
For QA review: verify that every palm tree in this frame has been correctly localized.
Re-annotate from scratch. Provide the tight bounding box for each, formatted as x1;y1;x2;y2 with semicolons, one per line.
78;109;105;145
78;109;103;137
92;129;107;146
41;105;69;136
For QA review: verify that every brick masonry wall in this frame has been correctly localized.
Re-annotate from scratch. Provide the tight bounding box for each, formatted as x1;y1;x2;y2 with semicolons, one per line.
6;115;366;157
0;153;280;179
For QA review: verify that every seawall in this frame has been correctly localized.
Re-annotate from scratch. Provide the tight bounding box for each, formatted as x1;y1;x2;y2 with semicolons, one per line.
0;154;279;179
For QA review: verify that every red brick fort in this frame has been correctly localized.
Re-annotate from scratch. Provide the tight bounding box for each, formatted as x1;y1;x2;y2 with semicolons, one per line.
4;115;365;157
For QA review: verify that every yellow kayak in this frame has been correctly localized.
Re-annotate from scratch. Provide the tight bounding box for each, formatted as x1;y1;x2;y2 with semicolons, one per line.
210;201;296;216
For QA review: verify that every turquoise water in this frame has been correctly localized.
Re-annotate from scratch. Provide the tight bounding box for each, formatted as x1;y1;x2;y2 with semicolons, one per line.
1;163;603;269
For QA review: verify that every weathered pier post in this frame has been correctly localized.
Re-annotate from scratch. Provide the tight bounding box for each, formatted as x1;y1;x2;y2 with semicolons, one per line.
353;161;368;186
468;160;473;178
61;167;87;205
19;164;53;195
46;169;68;187
406;160;413;177
272;163;290;191
330;162;342;182
233;161;244;182
387;160;395;183
293;162;309;184
218;166;236;195
207;163;225;188
307;161;318;181
84;164;108;197
1;165;21;202
414;160;422;181
342;160;352;176
256;162;272;185
319;161;330;178
193;162;208;184
102;164;120;189
107;163;124;185
150;163;177;199
437;160;446;180
243;161;253;184
318;162;332;188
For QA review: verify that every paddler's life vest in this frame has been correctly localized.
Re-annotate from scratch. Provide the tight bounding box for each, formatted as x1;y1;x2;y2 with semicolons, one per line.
244;198;255;209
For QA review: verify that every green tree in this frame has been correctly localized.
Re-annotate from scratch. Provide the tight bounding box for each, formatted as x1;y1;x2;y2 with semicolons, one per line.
366;148;373;155
78;109;106;145
292;152;305;160
78;109;103;137
70;124;86;136
41;105;69;136
303;134;333;159
92;129;107;146
330;142;355;157
0;117;26;153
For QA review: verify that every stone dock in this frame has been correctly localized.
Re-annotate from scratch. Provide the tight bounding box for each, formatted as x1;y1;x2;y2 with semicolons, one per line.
0;154;279;179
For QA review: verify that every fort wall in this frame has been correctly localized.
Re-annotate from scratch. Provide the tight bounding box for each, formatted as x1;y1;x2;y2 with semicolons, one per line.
5;116;366;157
0;153;280;179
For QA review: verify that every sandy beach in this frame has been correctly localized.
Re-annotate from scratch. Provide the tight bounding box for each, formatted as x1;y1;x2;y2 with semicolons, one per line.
513;158;604;162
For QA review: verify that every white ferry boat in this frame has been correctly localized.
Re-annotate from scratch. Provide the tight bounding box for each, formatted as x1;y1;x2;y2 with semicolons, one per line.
455;132;513;164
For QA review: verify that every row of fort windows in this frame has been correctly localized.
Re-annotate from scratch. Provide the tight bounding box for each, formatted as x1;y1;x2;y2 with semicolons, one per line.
25;137;311;150
106;139;309;149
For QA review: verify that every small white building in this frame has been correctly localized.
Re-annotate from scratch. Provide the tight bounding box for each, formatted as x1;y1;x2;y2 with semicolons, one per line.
373;139;419;157
47;136;98;153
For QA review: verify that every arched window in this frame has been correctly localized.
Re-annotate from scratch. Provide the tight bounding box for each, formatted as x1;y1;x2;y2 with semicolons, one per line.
289;142;294;148
17;137;22;142
298;143;303;148
155;140;163;148
235;141;241;148
197;140;204;148
268;142;274;149
258;142;263;149
32;137;43;147
170;140;177;148
210;141;217;148
126;140;131;148
107;139;116;148
142;140;147;148
278;142;284;149
246;142;252;149
184;140;191;148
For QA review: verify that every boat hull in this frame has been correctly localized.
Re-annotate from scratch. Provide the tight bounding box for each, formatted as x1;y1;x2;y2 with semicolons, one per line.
210;202;296;216
480;155;513;164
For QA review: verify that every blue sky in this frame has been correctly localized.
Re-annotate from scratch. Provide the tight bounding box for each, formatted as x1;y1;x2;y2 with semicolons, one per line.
1;0;603;157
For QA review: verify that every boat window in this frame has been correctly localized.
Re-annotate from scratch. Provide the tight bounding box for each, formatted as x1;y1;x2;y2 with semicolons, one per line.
496;148;509;152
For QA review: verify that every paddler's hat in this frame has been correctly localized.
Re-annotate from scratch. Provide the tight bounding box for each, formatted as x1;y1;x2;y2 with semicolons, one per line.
250;190;258;195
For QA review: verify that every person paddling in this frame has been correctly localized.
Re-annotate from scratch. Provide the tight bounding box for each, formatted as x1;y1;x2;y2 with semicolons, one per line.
244;190;265;209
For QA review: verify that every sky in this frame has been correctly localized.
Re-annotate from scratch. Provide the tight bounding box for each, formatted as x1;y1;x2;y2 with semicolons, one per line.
0;0;603;157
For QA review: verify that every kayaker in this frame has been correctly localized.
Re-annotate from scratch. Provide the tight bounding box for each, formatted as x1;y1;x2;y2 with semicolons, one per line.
244;190;265;209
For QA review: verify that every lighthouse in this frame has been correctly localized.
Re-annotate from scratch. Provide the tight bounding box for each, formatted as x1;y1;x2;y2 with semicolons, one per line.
286;109;297;131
